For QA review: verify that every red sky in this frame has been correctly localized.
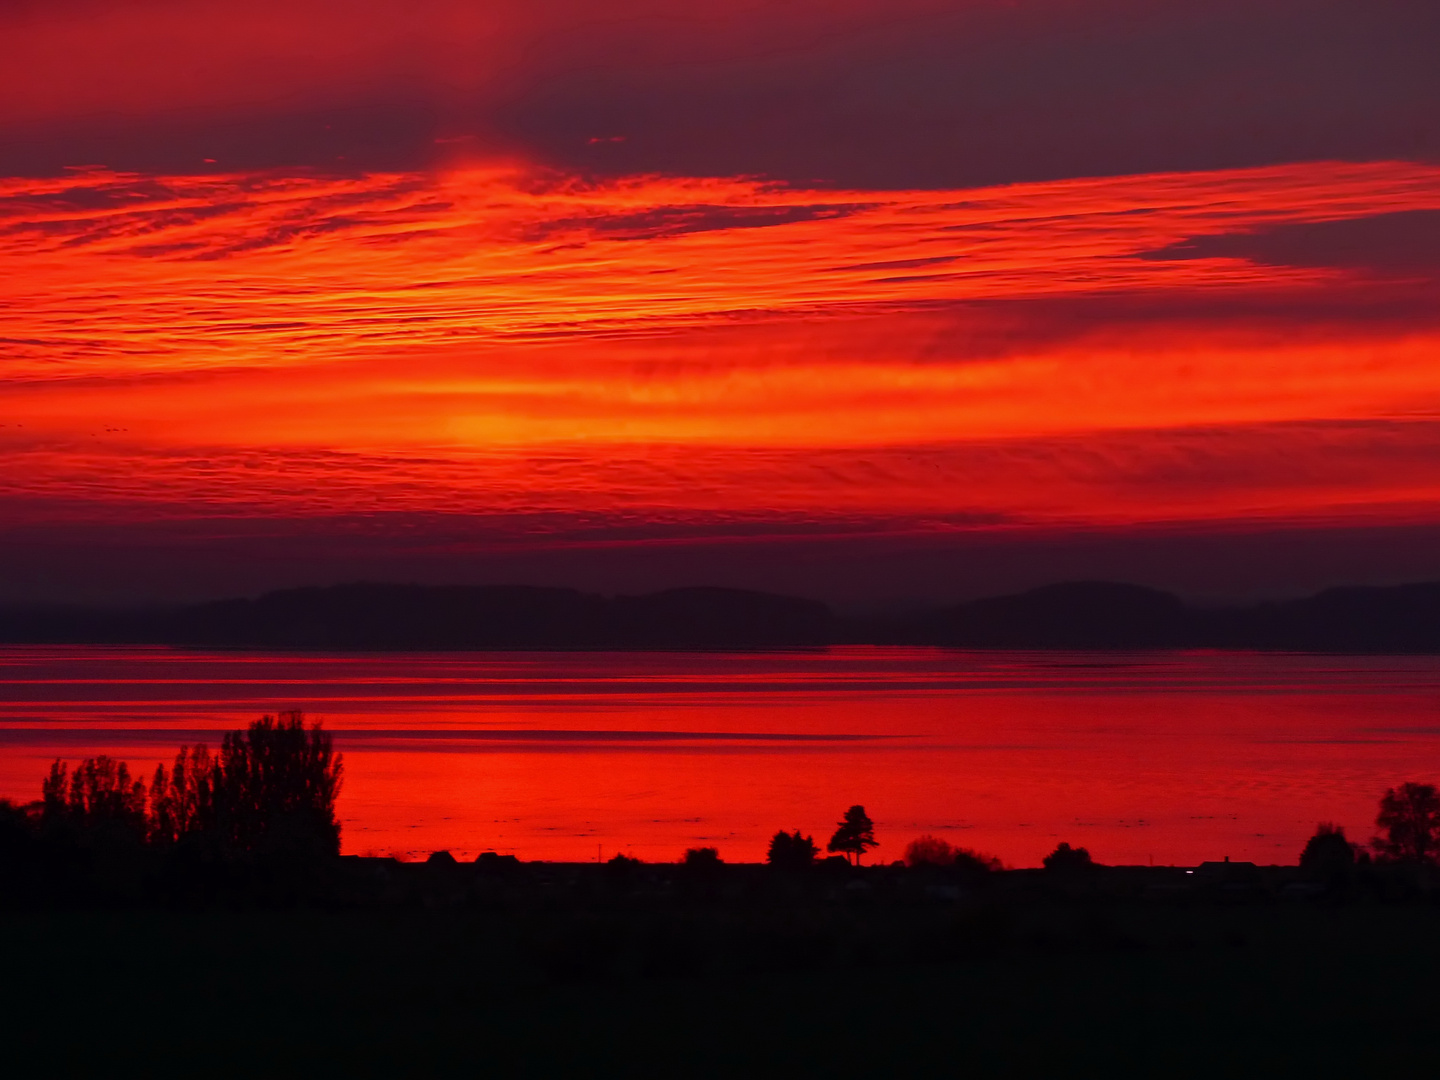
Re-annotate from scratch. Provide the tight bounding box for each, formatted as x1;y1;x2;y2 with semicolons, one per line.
4;0;1440;606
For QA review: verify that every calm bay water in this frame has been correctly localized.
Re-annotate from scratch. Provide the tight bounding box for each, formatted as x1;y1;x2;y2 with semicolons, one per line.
2;645;1439;866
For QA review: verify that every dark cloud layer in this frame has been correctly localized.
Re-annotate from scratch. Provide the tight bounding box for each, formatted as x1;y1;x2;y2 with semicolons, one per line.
3;0;1436;186
521;202;876;243
498;0;1440;188
1146;210;1440;276
7;2;1440;606
8;416;1440;607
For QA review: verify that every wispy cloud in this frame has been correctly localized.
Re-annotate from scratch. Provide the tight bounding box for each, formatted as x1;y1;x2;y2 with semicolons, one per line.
4;160;1438;380
4;158;1440;596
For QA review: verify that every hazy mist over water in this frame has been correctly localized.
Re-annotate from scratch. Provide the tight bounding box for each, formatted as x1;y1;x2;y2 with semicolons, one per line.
3;646;1438;866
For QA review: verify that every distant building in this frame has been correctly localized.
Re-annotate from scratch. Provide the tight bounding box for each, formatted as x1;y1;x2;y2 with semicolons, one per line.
1194;857;1261;889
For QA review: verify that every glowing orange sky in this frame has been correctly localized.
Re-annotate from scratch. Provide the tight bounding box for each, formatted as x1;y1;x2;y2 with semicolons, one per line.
3;160;1440;544
12;2;1440;878
4;0;1440;604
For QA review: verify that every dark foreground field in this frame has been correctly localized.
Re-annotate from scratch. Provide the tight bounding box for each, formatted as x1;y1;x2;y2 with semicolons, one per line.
4;899;1439;1078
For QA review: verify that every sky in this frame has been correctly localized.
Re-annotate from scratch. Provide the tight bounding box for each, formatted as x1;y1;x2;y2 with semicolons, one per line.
4;0;1440;608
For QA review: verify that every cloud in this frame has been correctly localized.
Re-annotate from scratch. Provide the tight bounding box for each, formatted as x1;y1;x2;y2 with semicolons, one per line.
11;421;1440;606
1144;210;1440;277
4;3;1440;602
1;1;1437;185
8;414;1440;536
4;160;1438;382
4;159;1440;588
519;203;876;243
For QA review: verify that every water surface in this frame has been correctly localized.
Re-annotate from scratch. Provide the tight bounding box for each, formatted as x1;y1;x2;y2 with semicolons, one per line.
3;646;1438;866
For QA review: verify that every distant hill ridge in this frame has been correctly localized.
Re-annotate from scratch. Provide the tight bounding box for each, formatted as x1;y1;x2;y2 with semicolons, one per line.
891;580;1440;651
0;583;833;649
5;579;1440;651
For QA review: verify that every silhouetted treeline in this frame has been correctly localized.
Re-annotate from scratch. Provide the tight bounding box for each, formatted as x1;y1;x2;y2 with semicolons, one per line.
37;711;341;859
6;761;1440;912
1;713;341;904
9;579;1440;650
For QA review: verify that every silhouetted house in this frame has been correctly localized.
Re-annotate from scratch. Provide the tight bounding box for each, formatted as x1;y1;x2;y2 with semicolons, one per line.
475;851;521;871
1194;858;1258;883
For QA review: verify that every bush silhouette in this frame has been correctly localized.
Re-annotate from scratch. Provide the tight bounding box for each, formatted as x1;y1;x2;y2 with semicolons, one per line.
903;835;956;867
952;848;1003;874
827;805;877;865
682;846;722;868
902;834;1002;873
1300;823;1356;873
1042;843;1094;871
767;829;818;870
1372;782;1440;864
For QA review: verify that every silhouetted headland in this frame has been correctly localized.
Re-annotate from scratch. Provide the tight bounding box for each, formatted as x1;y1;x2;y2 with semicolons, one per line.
7;579;1440;650
885;580;1440;651
0;583;834;649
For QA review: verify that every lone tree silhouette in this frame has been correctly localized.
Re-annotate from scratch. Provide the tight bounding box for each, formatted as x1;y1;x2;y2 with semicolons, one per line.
827;805;877;865
1372;782;1440;864
767;829;818;870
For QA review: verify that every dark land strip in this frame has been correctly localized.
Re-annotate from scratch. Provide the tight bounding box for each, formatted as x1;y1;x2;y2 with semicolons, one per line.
7;715;1440;1075
4;858;1440;1076
10;578;1440;651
